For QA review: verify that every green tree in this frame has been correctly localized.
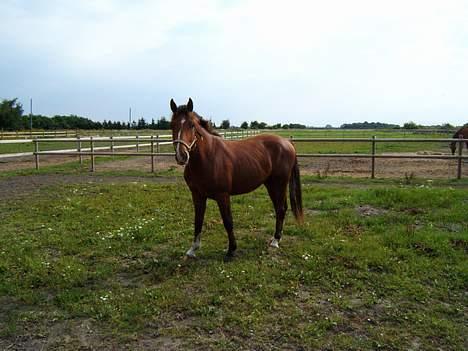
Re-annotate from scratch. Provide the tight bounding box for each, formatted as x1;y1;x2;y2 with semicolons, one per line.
250;120;259;129
240;121;248;129
0;98;24;130
441;123;454;130
157;117;170;129
221;119;230;129
403;121;419;129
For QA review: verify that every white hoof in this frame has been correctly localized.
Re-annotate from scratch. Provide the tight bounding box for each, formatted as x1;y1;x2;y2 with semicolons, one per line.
270;238;280;248
186;249;197;258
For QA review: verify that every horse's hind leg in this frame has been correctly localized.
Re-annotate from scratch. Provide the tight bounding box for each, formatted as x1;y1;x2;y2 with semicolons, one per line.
186;193;207;258
215;193;237;261
265;177;288;248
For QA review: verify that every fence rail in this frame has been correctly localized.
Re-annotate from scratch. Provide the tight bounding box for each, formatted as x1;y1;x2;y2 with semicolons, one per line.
0;133;466;179
0;130;78;139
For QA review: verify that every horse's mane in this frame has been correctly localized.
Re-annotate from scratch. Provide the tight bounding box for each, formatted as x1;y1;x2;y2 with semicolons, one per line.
172;105;220;137
193;112;221;137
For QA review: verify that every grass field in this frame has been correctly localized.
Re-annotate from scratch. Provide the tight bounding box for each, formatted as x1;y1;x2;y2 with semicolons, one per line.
0;173;466;350
274;129;453;154
0;129;454;155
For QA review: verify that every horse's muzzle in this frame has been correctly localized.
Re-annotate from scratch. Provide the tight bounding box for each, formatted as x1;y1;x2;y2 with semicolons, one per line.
175;148;190;166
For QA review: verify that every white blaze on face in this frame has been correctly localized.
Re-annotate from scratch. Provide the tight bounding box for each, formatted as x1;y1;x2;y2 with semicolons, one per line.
176;118;186;157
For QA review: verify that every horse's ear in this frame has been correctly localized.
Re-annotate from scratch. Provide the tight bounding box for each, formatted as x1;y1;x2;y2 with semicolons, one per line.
170;99;177;113
187;98;193;112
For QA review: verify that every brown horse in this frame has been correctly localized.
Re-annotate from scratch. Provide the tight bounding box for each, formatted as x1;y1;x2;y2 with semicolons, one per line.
450;126;468;155
170;98;303;261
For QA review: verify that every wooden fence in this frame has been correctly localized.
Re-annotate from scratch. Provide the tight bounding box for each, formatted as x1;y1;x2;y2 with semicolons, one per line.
0;133;466;178
0;130;260;172
290;136;467;179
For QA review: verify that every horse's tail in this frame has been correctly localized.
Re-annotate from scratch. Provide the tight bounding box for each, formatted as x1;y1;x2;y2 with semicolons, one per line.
289;157;304;224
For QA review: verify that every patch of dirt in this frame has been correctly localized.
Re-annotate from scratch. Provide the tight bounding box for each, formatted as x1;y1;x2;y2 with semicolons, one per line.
342;223;365;237
410;242;437;256
98;156;176;173
298;155;468;179
355;205;388;217
404;208;425;215
450;238;468;253
304;209;333;216
0;317;185;351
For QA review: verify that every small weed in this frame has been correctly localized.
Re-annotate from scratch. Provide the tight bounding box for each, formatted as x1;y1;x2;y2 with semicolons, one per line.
404;171;415;184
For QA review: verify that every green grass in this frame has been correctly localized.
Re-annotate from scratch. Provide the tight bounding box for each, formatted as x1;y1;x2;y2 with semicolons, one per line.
272;129;452;154
0;177;466;349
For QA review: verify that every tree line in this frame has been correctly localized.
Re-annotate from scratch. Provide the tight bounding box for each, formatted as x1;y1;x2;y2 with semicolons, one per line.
0;98;174;131
0;98;460;131
0;98;309;131
340;121;457;130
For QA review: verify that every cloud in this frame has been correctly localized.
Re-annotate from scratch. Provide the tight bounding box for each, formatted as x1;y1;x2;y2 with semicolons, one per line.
1;0;467;125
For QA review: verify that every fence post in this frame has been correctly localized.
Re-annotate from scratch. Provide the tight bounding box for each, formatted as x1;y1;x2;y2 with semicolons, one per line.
156;134;160;153
151;135;155;173
110;136;114;159
77;135;83;165
136;134;140;152
90;136;95;172
457;135;463;179
34;137;39;170
371;135;376;179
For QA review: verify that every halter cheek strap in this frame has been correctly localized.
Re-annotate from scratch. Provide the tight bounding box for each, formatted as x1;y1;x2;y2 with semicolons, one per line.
172;136;198;152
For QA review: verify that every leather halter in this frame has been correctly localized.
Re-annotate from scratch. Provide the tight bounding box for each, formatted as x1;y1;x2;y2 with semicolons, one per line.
172;136;198;152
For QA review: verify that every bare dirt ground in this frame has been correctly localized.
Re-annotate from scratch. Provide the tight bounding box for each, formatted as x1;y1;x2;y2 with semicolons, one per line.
0;153;467;200
1;153;467;179
298;153;468;179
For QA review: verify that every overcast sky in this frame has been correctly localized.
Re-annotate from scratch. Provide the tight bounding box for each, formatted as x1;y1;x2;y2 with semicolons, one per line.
1;0;467;127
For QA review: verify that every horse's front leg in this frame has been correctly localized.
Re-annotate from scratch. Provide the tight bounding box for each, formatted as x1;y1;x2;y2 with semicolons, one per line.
215;193;237;261
186;192;207;258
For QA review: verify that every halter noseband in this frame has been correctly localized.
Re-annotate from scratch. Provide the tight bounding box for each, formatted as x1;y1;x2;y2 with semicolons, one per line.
172;135;198;152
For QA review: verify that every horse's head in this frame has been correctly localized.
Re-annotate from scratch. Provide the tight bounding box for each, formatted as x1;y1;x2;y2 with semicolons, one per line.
450;141;456;155
170;98;200;165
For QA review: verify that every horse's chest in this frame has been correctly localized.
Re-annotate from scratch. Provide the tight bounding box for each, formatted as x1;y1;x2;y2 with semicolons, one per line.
184;167;228;195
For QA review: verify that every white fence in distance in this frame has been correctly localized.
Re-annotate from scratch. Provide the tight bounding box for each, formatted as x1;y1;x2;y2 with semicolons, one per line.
0;130;261;172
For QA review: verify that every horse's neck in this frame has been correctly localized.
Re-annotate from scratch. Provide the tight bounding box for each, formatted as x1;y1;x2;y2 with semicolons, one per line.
191;129;217;165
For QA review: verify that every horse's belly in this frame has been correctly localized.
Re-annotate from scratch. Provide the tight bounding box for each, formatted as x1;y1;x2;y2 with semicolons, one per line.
230;178;265;195
229;166;270;195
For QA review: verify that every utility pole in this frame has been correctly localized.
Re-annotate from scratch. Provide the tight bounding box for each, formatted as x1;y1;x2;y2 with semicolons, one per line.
129;107;132;125
29;98;33;130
